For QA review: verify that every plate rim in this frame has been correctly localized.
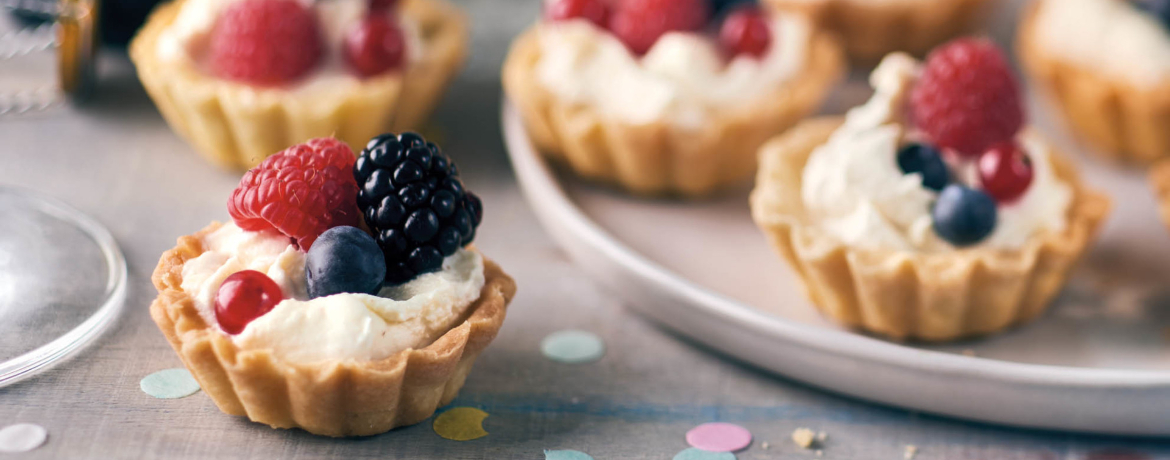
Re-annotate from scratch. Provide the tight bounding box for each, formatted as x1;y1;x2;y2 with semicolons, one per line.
499;101;1170;390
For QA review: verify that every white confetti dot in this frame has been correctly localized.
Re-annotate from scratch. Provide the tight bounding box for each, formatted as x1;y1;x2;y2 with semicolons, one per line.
0;423;47;453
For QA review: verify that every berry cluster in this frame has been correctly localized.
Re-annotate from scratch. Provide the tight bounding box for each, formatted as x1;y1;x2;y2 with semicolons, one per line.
218;133;482;334
546;0;773;58
207;0;406;85
900;38;1035;247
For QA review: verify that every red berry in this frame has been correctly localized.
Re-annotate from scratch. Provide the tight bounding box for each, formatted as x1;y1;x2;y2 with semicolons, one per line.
719;6;771;58
545;0;609;27
978;142;1033;203
909;38;1024;157
609;0;710;55
344;15;407;77
228;138;361;250
369;0;398;12
215;270;283;335
208;0;323;85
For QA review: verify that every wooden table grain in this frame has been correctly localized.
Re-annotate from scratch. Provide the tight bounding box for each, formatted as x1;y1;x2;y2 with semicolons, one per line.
2;0;1169;457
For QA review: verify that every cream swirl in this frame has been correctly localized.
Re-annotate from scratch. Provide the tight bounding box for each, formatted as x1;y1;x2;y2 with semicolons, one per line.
800;53;1073;252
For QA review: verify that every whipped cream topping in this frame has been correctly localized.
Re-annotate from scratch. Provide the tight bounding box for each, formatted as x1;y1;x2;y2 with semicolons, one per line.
533;14;810;127
799;53;1074;252
180;223;485;363
1033;0;1170;88
156;0;425;87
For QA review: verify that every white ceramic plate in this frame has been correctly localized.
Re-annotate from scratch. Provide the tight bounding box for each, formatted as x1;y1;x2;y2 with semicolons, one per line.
501;98;1170;435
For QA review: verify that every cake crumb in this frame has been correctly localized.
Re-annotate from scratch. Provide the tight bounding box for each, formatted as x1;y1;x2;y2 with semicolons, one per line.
791;428;818;449
961;349;976;357
761;442;770;450
816;449;823;457
904;444;918;460
816;431;828;442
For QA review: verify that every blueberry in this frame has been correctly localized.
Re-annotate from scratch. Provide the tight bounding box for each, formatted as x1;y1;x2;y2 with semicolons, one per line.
897;143;950;191
932;184;997;247
305;226;387;298
1134;0;1170;28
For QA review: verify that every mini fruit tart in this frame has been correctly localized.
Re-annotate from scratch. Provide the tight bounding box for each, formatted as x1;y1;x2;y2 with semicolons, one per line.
503;0;845;197
130;0;468;170
150;134;516;436
1019;0;1170;164
750;39;1110;341
767;0;998;63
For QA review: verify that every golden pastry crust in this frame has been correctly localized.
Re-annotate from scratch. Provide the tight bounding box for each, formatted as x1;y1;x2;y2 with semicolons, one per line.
1018;2;1170;164
501;23;845;198
750;118;1110;341
1150;161;1170;228
130;0;468;170
767;0;997;63
149;222;516;437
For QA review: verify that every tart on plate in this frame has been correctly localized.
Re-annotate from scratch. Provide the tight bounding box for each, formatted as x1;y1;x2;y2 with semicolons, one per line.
503;0;845;197
150;134;516;436
131;0;468;170
750;39;1110;341
1018;0;1170;164
767;0;998;63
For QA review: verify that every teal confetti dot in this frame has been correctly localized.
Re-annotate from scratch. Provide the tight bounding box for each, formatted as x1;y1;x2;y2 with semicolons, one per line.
673;448;736;460
140;368;201;399
544;449;594;460
540;330;605;364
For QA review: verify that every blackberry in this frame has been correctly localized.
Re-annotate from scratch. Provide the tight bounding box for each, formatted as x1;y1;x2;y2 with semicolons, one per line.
355;132;484;284
1135;0;1170;29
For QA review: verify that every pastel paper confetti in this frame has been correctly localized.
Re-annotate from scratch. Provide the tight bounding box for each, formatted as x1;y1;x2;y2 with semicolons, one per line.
540;330;605;364
140;368;201;399
673;448;736;460
685;422;752;453
432;407;489;441
544;449;594;460
0;423;47;453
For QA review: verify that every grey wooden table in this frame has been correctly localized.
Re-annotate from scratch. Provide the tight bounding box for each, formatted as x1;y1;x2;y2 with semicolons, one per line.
3;0;1170;458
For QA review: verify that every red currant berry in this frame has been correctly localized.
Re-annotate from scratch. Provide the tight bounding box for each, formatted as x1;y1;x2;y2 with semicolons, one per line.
719;6;771;58
978;142;1034;203
215;270;283;335
369;0;398;12
545;0;609;27
344;15;407;77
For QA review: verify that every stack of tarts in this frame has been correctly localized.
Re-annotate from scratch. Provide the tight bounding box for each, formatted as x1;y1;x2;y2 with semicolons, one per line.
150;133;516;436
131;0;468;170
750;39;1111;341
503;0;845;197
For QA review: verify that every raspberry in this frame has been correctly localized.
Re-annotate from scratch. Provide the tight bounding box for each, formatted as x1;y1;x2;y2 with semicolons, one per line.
909;38;1023;157
719;6;771;58
208;0;323;85
369;0;398;12
344;15;407;77
228;138;361;250
545;0;609;27
354;133;483;284
609;0;710;55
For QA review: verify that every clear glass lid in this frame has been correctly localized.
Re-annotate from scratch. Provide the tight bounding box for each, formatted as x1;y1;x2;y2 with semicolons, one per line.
0;186;126;387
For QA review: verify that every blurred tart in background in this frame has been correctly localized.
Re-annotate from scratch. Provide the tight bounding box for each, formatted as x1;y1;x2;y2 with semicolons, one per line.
130;0;468;170
1018;0;1170;164
503;0;845;197
766;0;998;63
750;39;1110;341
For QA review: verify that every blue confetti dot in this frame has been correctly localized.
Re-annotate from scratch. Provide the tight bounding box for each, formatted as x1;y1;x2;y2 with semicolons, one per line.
140;368;201;399
541;330;605;364
544;449;594;460
673;448;737;460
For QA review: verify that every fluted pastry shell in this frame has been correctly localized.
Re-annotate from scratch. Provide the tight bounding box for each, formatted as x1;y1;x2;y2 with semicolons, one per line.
501;24;845;198
767;0;997;63
130;0;468;170
750;118;1110;341
1018;1;1170;164
150;222;516;437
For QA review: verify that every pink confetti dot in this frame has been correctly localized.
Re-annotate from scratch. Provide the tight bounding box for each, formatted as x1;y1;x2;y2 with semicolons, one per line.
685;422;752;453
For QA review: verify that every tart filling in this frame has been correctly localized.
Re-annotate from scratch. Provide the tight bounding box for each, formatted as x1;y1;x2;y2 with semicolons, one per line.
180;222;485;363
801;54;1073;252
1031;0;1170;89
534;13;810;127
